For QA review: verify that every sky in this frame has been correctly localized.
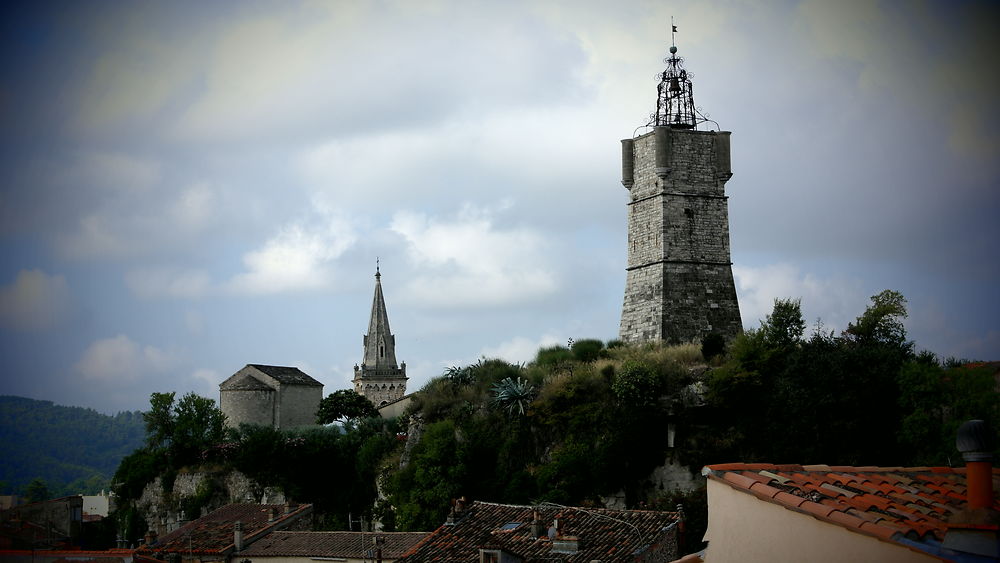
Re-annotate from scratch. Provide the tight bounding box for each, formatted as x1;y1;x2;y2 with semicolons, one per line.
1;0;997;415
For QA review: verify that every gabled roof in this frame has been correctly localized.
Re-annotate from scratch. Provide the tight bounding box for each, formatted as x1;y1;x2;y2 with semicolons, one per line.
703;463;1000;560
241;531;429;559
137;503;312;556
395;501;680;562
248;365;323;386
220;372;274;391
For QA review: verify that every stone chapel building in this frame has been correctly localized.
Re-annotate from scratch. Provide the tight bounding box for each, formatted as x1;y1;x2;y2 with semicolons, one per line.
353;267;407;406
219;364;323;429
618;38;742;345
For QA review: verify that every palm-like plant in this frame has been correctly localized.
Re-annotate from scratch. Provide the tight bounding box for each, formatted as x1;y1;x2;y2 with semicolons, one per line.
490;377;536;416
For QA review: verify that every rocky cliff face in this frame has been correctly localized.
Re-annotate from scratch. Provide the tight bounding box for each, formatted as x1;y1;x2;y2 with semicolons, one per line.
136;469;284;536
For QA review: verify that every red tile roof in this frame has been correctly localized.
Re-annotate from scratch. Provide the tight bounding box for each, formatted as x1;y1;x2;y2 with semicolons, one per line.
136;503;312;556
240;531;429;559
703;463;1000;558
395;501;680;562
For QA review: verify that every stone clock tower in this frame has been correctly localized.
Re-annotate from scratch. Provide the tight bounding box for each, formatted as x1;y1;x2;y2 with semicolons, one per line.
618;39;742;345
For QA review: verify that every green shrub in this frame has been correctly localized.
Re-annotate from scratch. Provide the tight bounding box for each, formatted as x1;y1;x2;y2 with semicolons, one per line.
570;339;605;363
535;345;573;367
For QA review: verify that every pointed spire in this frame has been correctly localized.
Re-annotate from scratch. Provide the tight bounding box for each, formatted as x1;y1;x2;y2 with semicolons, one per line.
362;266;398;369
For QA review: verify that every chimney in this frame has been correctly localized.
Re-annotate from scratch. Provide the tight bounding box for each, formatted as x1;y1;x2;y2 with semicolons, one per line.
549;517;581;554
269;507;278;522
531;510;543;538
958;420;995;510
234;521;244;552
942;419;999;559
445;497;468;526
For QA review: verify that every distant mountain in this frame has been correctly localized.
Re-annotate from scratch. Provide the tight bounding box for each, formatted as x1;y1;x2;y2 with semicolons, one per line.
0;395;145;496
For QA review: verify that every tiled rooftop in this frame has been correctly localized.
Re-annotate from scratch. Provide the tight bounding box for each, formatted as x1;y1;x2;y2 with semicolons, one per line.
137;503;312;556
703;463;1000;557
249;364;322;386
396;501;680;562
241;531;429;559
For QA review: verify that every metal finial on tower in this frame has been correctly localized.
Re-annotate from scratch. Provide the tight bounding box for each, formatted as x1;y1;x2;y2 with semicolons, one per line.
376;257;380;278
650;20;697;130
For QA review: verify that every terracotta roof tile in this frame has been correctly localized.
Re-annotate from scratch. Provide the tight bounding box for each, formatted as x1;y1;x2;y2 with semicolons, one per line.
799;501;836;519
395;501;679;562
747;482;782;500
136;503;312;556
241;531;428;558
703;463;996;561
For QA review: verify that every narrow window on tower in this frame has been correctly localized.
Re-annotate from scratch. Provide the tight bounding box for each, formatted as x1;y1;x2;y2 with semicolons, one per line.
380;345;384;358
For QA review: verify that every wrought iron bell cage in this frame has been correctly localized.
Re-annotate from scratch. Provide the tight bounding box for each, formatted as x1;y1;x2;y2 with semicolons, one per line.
651;46;697;129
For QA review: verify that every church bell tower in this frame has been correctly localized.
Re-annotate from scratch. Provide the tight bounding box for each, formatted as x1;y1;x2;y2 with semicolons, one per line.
618;35;742;345
353;266;407;406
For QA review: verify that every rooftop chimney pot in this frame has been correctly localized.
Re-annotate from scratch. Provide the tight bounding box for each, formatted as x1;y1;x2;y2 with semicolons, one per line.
957;419;996;462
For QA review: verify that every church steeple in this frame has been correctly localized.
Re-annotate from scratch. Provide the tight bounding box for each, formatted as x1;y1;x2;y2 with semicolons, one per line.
353;265;407;406
362;266;398;368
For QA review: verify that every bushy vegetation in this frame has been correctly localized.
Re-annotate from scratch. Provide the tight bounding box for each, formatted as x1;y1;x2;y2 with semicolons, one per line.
111;391;401;537
383;341;700;531
382;290;998;546
100;288;997;551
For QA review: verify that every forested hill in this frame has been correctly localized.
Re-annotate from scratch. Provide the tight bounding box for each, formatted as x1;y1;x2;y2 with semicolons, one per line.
0;395;145;497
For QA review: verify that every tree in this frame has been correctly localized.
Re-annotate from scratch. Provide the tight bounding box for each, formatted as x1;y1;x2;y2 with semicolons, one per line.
172;393;226;462
143;392;176;449
316;390;379;424
760;298;805;348
140;392;226;465
845;290;909;347
23;478;50;503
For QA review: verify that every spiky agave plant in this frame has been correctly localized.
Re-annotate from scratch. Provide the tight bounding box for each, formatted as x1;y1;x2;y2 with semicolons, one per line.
490;377;536;416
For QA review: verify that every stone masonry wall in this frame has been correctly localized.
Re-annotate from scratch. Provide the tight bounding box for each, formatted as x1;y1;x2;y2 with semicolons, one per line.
620;127;741;344
221;388;274;428
276;384;322;429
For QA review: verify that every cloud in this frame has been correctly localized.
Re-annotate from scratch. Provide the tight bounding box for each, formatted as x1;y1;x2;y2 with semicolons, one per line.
55;178;219;262
75;334;177;383
796;0;1000;165
480;333;563;365
0;269;71;331
74;152;162;194
125;267;213;299
227;212;357;295
390;204;557;308
733;263;865;333
191;368;220;386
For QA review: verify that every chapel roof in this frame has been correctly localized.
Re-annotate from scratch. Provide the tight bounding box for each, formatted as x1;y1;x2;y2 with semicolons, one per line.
247;364;322;387
703;463;1000;559
219;372;273;391
241;531;429;559
395;501;680;562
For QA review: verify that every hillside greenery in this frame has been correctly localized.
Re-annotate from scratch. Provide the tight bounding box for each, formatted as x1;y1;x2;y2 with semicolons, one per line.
0;395;144;497
102;289;997;550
